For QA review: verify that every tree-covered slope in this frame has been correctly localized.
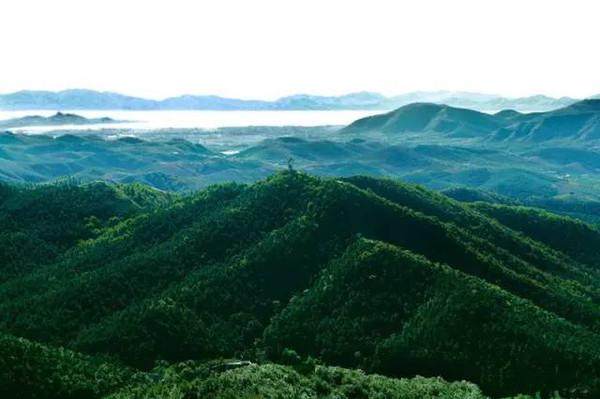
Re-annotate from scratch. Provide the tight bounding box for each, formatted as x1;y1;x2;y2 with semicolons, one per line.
0;181;173;282
1;172;599;397
470;202;600;270
106;361;487;399
1;331;486;399
264;239;600;397
0;332;131;399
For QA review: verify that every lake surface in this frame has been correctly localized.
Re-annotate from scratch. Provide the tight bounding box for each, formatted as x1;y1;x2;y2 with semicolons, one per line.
0;110;381;132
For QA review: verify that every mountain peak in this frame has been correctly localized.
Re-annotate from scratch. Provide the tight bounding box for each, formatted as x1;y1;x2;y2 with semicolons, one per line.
342;102;500;136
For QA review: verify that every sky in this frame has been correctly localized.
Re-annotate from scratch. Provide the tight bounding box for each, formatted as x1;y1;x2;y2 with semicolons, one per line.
0;0;599;100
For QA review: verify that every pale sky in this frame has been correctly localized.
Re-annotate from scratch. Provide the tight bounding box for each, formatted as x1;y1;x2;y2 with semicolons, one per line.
1;0;599;100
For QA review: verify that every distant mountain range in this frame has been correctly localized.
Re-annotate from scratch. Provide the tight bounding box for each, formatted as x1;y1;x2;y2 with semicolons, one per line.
0;89;588;112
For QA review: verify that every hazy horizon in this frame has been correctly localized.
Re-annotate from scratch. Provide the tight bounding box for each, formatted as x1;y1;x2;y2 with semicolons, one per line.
2;0;599;100
0;88;594;102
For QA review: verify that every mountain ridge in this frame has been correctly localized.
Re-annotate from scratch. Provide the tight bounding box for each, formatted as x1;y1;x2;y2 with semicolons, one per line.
343;99;600;142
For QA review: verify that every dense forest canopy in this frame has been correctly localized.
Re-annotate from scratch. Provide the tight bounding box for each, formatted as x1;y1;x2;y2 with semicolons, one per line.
1;172;599;398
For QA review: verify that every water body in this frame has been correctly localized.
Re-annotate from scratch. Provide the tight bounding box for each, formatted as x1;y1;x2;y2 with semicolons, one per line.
0;110;381;133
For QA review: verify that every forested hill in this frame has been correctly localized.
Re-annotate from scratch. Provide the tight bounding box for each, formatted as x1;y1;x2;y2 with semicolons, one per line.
1;172;600;398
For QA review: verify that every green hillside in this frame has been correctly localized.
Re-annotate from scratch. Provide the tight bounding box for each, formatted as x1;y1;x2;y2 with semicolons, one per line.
1;172;599;398
0;180;173;282
341;103;503;137
107;361;487;399
0;332;131;399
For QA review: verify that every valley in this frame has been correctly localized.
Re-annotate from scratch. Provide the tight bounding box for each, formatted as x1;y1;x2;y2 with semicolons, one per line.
2;100;600;223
